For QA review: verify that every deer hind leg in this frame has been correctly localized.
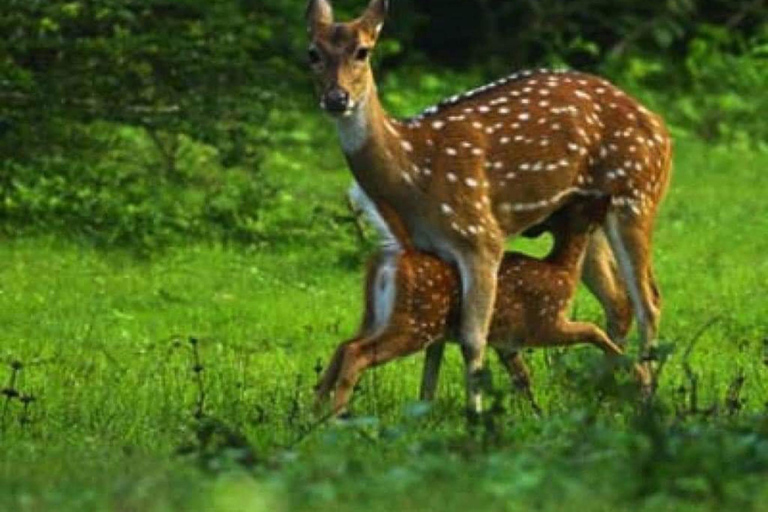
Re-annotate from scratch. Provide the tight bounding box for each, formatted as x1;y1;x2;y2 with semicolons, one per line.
604;211;661;363
582;228;634;345
455;245;504;415
419;342;446;401
326;327;429;415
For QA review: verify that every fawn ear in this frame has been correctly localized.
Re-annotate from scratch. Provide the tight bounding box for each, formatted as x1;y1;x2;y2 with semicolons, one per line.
306;0;334;35
359;0;389;39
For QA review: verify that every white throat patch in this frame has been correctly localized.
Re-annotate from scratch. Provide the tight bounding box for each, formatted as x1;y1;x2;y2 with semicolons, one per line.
335;96;369;154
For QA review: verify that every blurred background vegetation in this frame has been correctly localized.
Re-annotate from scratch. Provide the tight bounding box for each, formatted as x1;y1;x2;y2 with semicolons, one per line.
1;0;767;253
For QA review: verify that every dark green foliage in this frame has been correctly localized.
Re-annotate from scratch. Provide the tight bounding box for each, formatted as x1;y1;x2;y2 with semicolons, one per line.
0;0;292;250
0;124;277;251
0;0;280;140
375;0;767;75
677;27;768;144
605;25;768;146
1;0;767;250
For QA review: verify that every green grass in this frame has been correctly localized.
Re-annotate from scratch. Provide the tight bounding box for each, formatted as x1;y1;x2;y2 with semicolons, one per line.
1;137;767;511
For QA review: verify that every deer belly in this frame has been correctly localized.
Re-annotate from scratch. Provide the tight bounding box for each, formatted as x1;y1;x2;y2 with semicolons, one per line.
491;171;594;236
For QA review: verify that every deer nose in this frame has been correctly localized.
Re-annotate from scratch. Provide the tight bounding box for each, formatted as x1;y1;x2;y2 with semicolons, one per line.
323;88;350;113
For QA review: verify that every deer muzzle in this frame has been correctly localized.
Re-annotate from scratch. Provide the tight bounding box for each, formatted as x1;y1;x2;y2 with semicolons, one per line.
322;87;352;115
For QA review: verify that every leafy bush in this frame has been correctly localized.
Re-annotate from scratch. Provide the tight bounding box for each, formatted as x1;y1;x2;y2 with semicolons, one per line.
0;0;285;142
678;27;768;144
605;25;768;146
0;0;299;252
0;124;277;252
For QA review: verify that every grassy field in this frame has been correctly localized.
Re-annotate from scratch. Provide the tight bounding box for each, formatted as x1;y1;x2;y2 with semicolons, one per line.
1;136;767;511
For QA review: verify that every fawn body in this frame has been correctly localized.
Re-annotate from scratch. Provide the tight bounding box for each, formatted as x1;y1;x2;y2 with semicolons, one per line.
316;198;646;414
307;0;671;412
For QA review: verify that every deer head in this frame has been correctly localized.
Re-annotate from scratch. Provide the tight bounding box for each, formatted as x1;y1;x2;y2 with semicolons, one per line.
306;0;388;116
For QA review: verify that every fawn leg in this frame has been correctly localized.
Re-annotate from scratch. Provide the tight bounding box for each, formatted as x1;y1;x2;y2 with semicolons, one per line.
314;251;391;411
332;327;431;415
419;342;446;401
495;349;541;415
315;337;363;410
315;256;384;411
648;265;662;316
538;320;650;387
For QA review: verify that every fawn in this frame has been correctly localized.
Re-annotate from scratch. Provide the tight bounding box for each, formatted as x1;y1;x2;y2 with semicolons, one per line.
307;0;671;413
315;196;650;415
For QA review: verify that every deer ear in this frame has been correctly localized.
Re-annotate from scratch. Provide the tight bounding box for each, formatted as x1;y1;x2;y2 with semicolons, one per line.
306;0;334;35
359;0;389;38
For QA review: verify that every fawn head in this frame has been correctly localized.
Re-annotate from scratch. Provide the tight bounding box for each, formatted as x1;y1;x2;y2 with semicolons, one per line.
570;196;611;232
551;196;611;237
523;196;610;240
306;0;388;116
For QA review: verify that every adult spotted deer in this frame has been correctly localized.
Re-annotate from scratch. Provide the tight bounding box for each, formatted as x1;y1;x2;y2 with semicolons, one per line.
306;0;672;413
315;197;650;415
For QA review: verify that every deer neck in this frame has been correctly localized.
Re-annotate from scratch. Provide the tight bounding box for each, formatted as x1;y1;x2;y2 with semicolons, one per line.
547;231;590;274
335;80;412;200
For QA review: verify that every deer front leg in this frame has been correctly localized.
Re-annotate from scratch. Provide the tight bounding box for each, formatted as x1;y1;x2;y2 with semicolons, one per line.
455;243;503;416
419;342;446;401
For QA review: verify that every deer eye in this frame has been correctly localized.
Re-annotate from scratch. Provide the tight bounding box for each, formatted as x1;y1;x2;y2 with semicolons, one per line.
354;47;371;61
308;48;322;65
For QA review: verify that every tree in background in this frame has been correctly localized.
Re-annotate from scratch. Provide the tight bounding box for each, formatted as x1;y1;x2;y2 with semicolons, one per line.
0;0;765;250
0;0;304;249
0;0;298;165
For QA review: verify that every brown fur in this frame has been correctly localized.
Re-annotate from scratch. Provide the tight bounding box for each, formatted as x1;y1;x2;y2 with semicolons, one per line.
315;198;650;414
